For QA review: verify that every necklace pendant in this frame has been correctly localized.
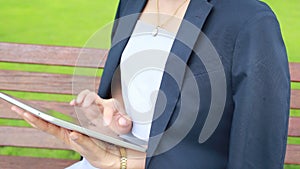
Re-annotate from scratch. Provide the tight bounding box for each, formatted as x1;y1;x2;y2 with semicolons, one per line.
152;27;159;37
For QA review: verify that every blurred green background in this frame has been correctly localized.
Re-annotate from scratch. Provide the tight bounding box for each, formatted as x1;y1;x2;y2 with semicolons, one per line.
0;0;118;47
0;0;299;61
0;0;299;168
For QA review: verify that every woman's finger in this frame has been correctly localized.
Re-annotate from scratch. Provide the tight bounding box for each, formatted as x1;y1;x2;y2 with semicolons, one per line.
81;92;98;107
117;114;131;127
69;99;76;106
23;112;55;133
11;106;25;116
11;106;72;145
76;89;91;105
11;106;37;128
102;106;115;126
111;114;132;134
68;132;121;168
68;132;107;159
69;132;99;152
98;99;132;134
94;95;104;106
22;112;72;143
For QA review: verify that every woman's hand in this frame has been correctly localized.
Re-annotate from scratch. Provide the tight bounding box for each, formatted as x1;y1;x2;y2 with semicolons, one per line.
11;106;121;168
70;89;132;135
11;90;145;168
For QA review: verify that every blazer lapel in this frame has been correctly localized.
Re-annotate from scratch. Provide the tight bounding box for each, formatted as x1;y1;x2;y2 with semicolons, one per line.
99;0;147;97
147;0;213;165
100;0;214;166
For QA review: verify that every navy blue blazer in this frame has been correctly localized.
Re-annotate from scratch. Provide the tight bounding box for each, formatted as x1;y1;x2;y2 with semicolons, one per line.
98;0;290;168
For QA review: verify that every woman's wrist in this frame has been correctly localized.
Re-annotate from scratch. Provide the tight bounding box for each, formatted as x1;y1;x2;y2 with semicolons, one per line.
98;147;146;169
126;148;146;169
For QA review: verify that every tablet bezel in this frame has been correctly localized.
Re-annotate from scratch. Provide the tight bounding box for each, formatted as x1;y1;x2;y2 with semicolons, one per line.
0;92;147;152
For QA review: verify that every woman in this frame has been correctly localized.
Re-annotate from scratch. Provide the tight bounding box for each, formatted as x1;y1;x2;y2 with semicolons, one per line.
12;0;290;168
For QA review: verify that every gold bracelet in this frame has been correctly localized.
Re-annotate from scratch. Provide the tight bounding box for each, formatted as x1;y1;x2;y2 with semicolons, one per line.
119;147;127;169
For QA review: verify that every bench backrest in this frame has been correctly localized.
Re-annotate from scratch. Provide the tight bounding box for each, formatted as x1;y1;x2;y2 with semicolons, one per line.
0;42;299;165
0;43;106;157
285;63;300;165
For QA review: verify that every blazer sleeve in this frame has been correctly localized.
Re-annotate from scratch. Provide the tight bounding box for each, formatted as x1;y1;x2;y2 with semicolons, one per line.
228;11;290;169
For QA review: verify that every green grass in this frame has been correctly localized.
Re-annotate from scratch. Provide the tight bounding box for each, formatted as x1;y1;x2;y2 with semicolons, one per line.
0;119;31;127
285;165;300;169
0;0;119;47
0;147;80;160
0;90;74;102
0;62;103;76
290;109;300;117
291;82;300;90
288;137;300;145
262;0;300;62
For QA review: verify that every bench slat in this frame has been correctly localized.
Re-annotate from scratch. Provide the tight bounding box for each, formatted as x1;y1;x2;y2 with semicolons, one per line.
0;155;78;169
0;126;70;150
0;70;100;94
285;145;300;165
290;62;300;82
0;43;299;166
291;89;300;109
0;42;107;68
0;99;76;119
288;117;300;137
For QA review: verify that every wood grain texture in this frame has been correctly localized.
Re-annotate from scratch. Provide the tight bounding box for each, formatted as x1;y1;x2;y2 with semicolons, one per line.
0;126;70;149
0;155;78;169
291;89;300;109
285;145;300;165
0;70;100;94
0;42;107;68
288;117;300;137
0;99;76;119
0;43;300;165
287;62;300;165
290;62;300;82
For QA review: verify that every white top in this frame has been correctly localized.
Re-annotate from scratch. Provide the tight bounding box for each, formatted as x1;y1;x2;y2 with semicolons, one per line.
120;20;175;141
65;21;175;169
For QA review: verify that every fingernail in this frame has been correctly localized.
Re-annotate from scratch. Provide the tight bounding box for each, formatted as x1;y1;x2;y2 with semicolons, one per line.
119;117;127;126
69;99;75;105
103;120;109;126
24;113;34;122
70;133;78;141
81;102;88;108
11;107;19;115
76;98;81;105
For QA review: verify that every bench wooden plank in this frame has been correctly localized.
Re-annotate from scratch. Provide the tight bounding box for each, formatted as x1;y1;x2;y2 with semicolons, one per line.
0;126;70;149
0;70;100;94
0;42;107;68
0;155;77;169
291;89;300;109
0;43;299;166
288;117;300;137
0;99;75;119
285;145;300;165
290;62;300;82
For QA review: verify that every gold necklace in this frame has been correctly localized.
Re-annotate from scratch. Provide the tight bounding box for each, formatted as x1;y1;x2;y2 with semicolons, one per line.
152;0;188;36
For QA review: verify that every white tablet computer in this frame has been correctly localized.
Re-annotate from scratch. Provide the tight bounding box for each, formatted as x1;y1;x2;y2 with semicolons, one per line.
0;92;147;152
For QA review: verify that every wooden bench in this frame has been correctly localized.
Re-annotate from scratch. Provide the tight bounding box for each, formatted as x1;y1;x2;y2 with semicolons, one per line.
0;42;107;169
0;42;299;168
285;62;300;165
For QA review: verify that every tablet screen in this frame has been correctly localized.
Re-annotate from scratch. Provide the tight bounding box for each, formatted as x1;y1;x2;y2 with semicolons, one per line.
0;92;147;152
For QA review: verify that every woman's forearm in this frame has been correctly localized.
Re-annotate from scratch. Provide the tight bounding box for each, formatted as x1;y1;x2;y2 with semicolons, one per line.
126;149;146;169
